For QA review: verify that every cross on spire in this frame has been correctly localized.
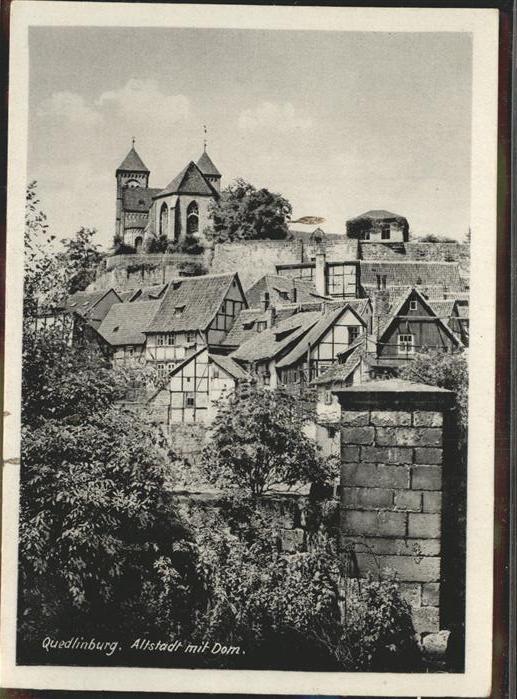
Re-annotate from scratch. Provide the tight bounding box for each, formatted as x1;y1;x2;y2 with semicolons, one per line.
203;124;207;152
131;136;136;148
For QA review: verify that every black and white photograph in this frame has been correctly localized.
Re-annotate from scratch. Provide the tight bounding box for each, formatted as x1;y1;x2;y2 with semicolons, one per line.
1;3;499;695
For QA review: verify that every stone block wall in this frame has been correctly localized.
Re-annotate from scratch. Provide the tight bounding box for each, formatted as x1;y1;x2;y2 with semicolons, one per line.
335;383;457;637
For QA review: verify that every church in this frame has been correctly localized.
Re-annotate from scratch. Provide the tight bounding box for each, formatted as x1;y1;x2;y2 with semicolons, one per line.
115;142;221;252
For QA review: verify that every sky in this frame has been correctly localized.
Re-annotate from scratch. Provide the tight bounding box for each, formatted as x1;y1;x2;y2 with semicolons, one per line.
28;27;472;249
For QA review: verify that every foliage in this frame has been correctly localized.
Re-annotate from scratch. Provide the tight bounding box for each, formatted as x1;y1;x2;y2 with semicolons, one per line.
58;227;103;294
190;507;420;671
418;233;456;243
113;233;136;255
21;325;127;427
25;183;104;310
202;385;331;495
144;234;169;253
19;324;204;648
178;260;208;277
208;178;292;243
178;236;205;255
398;348;468;442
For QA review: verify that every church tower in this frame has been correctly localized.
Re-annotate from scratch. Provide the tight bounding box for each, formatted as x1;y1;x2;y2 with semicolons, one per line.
196;148;221;193
115;141;150;239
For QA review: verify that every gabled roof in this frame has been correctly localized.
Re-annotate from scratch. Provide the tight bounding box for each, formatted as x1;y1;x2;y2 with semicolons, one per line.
117;146;150;173
210;354;250;380
123;187;163;212
377;287;462;347
360;260;464;291
231;311;320;363
312;340;366;386
97;300;162;346
245;275;330;308
427;299;456;321
276;304;368;369
146;273;244;333
157;161;215;198
197;150;221;177
65;289;121;321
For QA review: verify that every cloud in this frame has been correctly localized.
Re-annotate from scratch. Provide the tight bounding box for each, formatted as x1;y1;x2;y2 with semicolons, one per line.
238;101;312;133
37;92;101;126
97;78;189;129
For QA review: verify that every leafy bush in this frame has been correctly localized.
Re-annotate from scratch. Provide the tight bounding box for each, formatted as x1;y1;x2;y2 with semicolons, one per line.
179;236;205;255
189;507;421;671
178;260;208;276
144;234;169;253
112;234;136;255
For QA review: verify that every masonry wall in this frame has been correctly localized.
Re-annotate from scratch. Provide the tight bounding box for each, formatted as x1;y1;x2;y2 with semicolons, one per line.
337;389;457;637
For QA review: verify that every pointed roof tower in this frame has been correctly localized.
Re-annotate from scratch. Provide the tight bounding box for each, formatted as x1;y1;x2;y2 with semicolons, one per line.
116;142;150;174
197;149;221;178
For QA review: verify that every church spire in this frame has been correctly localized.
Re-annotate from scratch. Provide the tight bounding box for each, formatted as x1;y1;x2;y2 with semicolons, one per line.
116;140;150;173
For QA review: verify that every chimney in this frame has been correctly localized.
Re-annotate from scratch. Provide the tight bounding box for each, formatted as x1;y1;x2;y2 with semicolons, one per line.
262;291;270;311
315;251;326;296
268;305;277;328
290;284;297;303
371;289;391;340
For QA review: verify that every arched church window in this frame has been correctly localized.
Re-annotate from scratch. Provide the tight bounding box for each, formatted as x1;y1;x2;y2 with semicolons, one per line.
159;203;168;237
134;236;143;253
187;201;199;236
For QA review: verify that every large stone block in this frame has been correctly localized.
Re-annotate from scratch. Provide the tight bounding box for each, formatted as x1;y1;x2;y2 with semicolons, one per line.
342;462;410;489
414;447;443;465
422;582;440;606
342;445;360;462
370;411;412;426
376;427;442;448
341;487;393;509
341;426;375;445
394;490;422;512
343;536;440;557
413;411;443;427
360;446;413;464
408;513;441;539
354;553;440;582
412;606;440;633
342;510;407;537
412;465;442;491
423;491;442;513
341;410;370;426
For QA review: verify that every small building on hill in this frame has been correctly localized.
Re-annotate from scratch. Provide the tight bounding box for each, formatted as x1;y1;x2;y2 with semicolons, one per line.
346;210;410;243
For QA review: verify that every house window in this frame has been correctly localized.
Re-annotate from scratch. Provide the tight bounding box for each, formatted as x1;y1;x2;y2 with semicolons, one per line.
362;231;370;241
166;333;175;346
157;334;164;346
212;366;220;379
324;390;333;405
348;326;360;344
185;392;196;408
381;225;390;240
409;300;417;311
256;321;267;333
126;346;135;356
174;306;185;316
186;331;196;344
398;334;415;354
186;201;199;236
263;371;271;386
156;362;166;377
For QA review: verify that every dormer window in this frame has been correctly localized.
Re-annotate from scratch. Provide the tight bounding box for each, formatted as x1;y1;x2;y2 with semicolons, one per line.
256;321;267;333
409;300;417;311
174;305;185;316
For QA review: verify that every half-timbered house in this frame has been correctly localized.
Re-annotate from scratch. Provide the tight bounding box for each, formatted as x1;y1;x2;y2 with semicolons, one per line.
147;347;250;425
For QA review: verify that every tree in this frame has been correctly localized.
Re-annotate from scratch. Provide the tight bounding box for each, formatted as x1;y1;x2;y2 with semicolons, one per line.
58;227;103;293
208;178;292;243
18;325;204;655
398;348;468;441
418;233;456;243
201;385;331;495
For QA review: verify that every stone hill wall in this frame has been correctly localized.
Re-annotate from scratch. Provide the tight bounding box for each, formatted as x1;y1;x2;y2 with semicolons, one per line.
359;242;470;276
